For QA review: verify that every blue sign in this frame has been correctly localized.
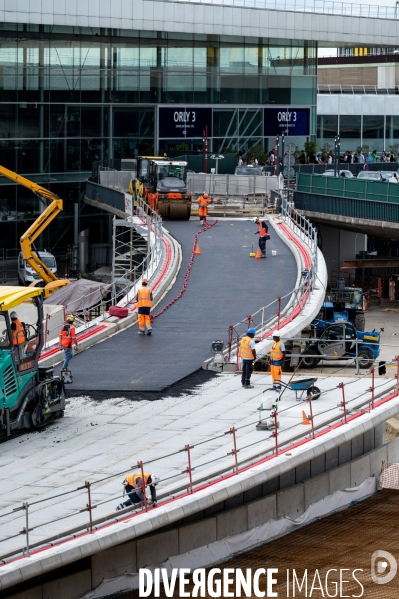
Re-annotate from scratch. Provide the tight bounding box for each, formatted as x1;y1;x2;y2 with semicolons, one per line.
264;108;310;137
159;107;212;139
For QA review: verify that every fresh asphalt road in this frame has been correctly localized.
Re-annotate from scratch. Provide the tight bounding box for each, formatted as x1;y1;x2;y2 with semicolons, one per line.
68;219;297;394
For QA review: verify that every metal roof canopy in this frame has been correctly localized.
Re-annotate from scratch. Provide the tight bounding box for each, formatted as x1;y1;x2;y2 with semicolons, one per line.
0;286;43;311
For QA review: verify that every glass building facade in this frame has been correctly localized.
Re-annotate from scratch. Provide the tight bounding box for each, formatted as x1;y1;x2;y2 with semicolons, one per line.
317;114;397;153
0;24;317;253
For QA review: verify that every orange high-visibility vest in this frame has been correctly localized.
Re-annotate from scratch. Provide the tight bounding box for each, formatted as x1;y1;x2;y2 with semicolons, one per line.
258;221;268;237
197;196;211;216
137;286;152;308
60;324;76;348
12;319;25;346
238;336;254;360
270;340;283;362
126;473;152;488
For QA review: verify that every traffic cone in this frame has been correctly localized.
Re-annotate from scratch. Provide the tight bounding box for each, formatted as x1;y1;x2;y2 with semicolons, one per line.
195;243;201;255
255;247;261;259
301;410;311;425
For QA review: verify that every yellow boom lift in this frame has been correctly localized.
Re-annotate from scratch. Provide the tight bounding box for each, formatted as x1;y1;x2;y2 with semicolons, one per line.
0;165;70;298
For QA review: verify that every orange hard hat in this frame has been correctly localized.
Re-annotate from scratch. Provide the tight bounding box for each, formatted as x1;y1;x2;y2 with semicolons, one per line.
203;193;208;198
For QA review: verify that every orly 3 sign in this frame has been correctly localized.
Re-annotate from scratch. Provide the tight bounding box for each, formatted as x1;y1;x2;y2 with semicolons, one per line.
264;108;310;136
159;107;212;139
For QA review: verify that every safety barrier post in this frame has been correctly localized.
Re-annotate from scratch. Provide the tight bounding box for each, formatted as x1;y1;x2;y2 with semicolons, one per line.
271;410;278;455
83;481;96;533
16;502;30;557
261;307;265;337
227;326;234;362
277;296;281;329
307;394;315;439
138;461;148;512
225;427;239;474
369;367;375;409
236;333;240;372
338;382;347;423
43;314;50;348
184;444;193;493
246;315;253;330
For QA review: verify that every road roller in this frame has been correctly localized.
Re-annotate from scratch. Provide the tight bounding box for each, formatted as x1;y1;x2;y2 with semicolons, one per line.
130;157;192;220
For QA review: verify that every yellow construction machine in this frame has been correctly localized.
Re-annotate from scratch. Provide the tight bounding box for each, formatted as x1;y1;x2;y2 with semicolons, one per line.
0;165;70;298
129;156;192;220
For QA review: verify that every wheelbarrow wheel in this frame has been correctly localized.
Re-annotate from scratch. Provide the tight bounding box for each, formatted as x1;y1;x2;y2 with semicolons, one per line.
307;385;321;400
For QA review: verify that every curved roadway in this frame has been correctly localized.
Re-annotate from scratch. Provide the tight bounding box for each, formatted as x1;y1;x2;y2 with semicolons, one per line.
68;219;297;396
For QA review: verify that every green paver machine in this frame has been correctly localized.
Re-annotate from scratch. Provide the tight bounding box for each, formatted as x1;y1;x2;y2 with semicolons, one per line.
0;286;65;438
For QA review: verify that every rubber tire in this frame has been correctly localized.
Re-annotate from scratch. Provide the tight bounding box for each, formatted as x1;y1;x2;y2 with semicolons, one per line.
301;348;320;369
307;385;321;400
358;348;374;369
354;313;365;332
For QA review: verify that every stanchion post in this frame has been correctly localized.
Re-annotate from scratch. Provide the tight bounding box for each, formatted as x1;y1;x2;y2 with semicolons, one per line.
247;315;253;329
225;427;239;474
236;333;240;372
21;502;30;556
370;367;375;409
307;394;315;439
137;461;148;512
271;410;278;455
227;325;233;362
277;296;281;329
85;481;95;533
261;307;265;337
338;382;347;423
184;444;193;493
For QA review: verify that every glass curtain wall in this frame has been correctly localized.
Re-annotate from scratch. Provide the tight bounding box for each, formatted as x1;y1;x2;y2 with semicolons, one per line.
317;114;398;152
0;25;317;170
0;24;316;251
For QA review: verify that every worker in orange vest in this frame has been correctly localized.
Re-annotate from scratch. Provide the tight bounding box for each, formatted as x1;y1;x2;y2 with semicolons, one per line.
116;471;159;510
10;311;26;346
196;192;212;224
59;315;78;371
238;328;257;389
253;217;269;258
270;331;286;392
136;278;153;336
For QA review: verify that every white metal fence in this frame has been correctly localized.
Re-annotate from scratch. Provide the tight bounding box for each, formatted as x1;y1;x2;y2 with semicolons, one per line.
99;169;134;193
187;173;279;199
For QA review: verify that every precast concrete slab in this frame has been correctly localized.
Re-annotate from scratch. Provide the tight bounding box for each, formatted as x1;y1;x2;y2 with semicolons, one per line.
66;219;297;394
0;371;397;560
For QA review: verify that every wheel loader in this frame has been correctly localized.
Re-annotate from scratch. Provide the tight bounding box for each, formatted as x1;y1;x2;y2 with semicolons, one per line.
0;286;65;438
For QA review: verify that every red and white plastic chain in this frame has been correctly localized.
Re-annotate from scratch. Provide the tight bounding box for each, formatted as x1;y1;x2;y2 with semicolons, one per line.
151;220;218;321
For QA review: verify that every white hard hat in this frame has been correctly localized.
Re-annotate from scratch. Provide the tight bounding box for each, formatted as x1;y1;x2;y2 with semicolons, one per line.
273;329;281;336
152;475;160;486
10;311;18;319
253;216;259;222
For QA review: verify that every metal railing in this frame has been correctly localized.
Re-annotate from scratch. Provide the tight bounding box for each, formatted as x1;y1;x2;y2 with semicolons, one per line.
171;0;399;19
1;357;398;562
187;173;277;200
318;84;399;95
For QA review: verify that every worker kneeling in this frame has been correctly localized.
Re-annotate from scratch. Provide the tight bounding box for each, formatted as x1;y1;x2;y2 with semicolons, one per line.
116;472;159;510
270;330;286;392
